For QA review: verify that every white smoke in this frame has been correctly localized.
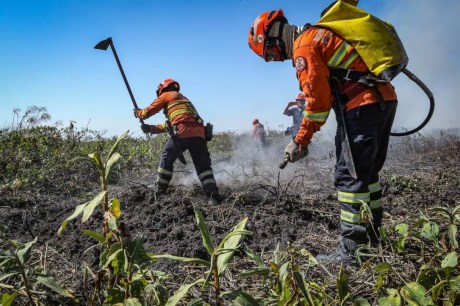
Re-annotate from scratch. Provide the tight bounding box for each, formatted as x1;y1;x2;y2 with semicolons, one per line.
382;0;460;132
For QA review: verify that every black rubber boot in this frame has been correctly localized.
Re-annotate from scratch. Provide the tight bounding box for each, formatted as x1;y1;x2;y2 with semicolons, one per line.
206;192;223;205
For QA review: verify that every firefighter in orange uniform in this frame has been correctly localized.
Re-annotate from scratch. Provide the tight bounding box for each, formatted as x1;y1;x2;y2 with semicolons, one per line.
248;2;398;264
134;79;221;204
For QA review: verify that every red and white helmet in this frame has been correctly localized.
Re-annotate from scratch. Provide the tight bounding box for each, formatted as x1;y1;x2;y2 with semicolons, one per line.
248;9;288;62
156;78;180;97
296;92;306;100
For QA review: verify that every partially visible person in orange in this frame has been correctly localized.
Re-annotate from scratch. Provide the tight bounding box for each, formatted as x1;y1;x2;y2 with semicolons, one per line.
134;78;221;204
252;118;266;151
248;1;398;265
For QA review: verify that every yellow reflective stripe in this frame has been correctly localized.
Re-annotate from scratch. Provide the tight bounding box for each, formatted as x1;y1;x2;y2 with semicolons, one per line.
157;167;173;177
340;50;359;69
156;177;170;185
170;108;194;119
328;42;352;68
304;110;330;123
198;170;214;180
340;210;362;224
368;182;382;194
338;191;370;204
369;199;382;210
167;100;190;110
201;178;216;186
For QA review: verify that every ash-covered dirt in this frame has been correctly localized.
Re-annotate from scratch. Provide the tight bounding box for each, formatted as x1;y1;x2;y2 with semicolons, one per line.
1;134;459;302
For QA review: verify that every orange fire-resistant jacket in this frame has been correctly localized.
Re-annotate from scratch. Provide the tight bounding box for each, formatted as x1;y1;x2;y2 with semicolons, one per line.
137;91;205;139
292;26;397;146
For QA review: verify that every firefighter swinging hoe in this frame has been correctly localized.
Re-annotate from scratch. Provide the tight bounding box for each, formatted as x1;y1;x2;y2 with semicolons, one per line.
94;38;222;205
248;0;434;265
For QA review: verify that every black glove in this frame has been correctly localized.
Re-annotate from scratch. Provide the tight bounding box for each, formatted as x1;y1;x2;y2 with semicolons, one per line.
141;124;151;134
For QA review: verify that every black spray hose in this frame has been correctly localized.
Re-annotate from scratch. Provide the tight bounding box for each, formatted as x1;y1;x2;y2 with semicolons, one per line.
390;68;435;136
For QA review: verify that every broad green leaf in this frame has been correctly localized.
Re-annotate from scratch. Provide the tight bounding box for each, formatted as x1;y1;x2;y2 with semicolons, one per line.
448;224;458;248
193;205;213;255
82;191;107;223
244;248;266;268
221;290;260;305
337;265;349;303
400;282;435;306
110;198;122;218
374;262;393;273
239;267;271;278
294;271;308;300
152;284;170;305
452;204;460;217
278;262;290;301
123;298;143;306
430;280;446;301
105;152;121;181
354;297;371;306
218;230;253;249
107;131;128;162
217;217;249;275
16;236;37;265
420;222;439;243
102;243;122;269
395;223;408;236
36;275;74;297
441;252;458;269
393;236;406;254
1;291;18;306
57;203;86;236
378;288;401;306
81;229;105;243
431;207;451;220
0;272;20;282
186;298;209;306
88;152;105;178
153;254;210;267
108;214;118;231
374;274;386;292
165;279;204;306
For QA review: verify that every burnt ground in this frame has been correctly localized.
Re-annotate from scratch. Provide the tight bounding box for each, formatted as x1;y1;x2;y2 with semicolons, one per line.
1;133;460;303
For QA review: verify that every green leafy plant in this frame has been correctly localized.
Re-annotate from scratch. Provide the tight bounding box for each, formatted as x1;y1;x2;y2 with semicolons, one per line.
57;131;158;305
0;237;74;306
153;204;252;305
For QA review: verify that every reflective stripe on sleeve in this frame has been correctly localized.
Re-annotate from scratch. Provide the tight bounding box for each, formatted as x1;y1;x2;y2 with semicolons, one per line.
368;182;382;194
328;42;353;68
304;110;330;123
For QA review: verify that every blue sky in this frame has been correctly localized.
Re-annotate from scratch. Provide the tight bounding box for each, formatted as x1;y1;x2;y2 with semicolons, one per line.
1;0;459;137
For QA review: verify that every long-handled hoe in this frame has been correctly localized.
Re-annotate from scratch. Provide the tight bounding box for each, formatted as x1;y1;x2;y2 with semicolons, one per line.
94;37;144;127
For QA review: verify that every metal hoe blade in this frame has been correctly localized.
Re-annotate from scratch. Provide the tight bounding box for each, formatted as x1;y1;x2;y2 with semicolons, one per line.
94;38;111;50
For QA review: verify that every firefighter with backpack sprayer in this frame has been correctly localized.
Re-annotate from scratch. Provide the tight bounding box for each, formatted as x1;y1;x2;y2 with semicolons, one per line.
248;0;409;265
